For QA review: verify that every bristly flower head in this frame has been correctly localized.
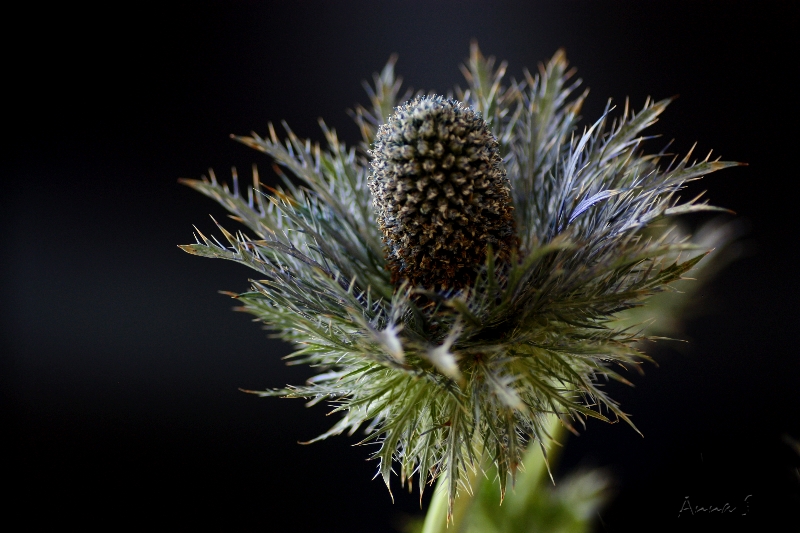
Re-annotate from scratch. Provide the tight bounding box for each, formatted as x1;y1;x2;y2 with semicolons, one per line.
369;95;517;290
179;43;740;515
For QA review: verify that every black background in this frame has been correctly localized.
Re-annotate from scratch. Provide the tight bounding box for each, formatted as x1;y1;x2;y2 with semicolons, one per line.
4;1;799;531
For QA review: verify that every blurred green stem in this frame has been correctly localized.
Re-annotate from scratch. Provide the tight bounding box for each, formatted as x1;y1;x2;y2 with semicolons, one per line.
421;414;564;533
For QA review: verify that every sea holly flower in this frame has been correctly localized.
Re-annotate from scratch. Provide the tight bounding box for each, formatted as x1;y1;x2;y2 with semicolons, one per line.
179;43;738;516
369;95;518;291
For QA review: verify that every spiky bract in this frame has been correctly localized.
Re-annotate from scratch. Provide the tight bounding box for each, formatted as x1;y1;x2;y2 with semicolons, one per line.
369;95;517;290
180;43;738;513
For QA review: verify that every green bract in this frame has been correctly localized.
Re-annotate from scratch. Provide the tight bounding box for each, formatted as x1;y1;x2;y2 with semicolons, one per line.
180;44;738;513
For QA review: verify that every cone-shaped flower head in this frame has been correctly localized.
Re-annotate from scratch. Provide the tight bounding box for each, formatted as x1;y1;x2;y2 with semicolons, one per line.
369;95;517;290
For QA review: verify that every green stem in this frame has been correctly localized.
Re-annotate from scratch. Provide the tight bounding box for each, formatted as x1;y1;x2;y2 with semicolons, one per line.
420;481;449;533
421;449;480;533
421;414;564;533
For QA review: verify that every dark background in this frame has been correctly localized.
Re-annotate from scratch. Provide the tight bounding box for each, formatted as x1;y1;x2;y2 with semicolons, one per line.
4;1;798;530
